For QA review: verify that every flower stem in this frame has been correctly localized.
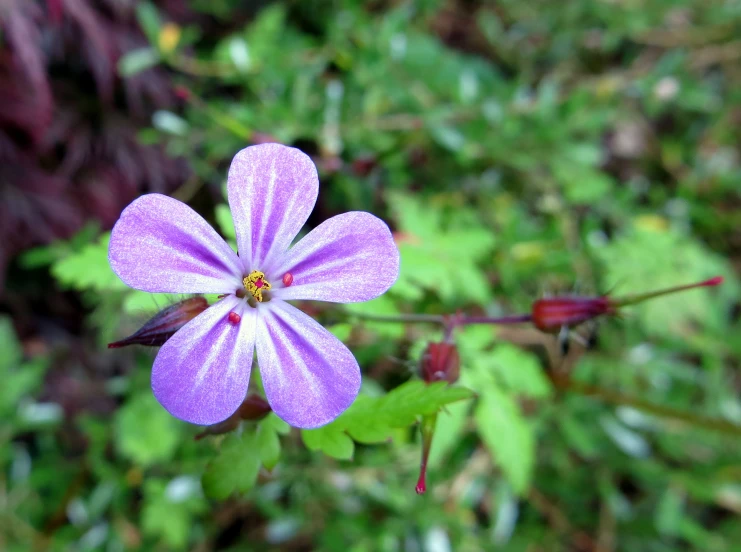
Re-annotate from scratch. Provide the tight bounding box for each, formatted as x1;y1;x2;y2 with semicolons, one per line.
349;312;532;327
553;375;741;437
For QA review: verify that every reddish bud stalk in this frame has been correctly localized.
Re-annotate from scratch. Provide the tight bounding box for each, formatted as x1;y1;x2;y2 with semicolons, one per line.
416;414;437;494
531;276;724;333
611;276;724;308
108;297;208;348
421;342;461;384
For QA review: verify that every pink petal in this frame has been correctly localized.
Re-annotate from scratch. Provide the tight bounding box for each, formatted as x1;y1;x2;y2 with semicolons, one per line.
270;212;400;303
227;144;318;271
256;300;361;428
109;194;243;294
151;296;256;425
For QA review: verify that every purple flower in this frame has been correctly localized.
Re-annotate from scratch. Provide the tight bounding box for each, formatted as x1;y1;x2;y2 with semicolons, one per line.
108;144;400;428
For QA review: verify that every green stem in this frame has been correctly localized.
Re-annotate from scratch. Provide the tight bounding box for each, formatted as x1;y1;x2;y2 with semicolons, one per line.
348;311;532;327
554;376;741;437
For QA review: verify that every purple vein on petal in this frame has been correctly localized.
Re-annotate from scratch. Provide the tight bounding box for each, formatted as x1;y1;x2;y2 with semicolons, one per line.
227;144;318;270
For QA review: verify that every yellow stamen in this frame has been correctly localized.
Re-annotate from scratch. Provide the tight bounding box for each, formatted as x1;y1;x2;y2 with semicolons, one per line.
243;270;272;302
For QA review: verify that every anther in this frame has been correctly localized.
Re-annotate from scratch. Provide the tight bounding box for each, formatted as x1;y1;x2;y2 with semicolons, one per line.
228;312;241;324
243;270;272;302
282;272;293;287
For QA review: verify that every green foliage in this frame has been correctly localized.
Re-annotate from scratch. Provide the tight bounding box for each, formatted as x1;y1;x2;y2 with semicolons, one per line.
50;233;125;292
114;392;183;466
7;0;741;549
202;414;289;499
142;477;207;549
0;318;47;422
202;431;261;499
389;193;495;304
596;224;737;338
302;380;474;459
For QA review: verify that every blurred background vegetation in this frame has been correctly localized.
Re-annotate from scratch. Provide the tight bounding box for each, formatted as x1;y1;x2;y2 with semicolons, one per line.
2;0;741;550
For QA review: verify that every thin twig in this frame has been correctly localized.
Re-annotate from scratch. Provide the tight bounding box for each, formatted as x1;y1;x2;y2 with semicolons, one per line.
553;376;741;437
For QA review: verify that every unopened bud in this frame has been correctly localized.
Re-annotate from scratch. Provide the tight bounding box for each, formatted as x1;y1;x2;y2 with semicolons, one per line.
108;297;208;348
531;296;613;333
236;394;271;421
421;342;460;384
531;276;724;333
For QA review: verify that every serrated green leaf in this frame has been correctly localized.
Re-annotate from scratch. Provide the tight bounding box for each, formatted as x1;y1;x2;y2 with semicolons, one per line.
390;193;495;304
202;431;261;499
302;380;474;458
302;426;355;460
51;233;127;292
474;385;535;495
595;226;736;337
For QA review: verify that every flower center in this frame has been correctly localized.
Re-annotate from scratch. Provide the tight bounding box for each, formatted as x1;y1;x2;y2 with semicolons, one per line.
243;270;272;302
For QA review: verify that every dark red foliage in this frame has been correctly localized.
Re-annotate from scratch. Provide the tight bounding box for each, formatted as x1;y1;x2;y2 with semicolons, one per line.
0;0;190;292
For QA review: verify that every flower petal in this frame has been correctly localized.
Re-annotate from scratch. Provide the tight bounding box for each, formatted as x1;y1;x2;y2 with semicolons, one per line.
151;295;256;425
256;300;361;428
109;194;243;294
270;212;400;303
227;143;318;270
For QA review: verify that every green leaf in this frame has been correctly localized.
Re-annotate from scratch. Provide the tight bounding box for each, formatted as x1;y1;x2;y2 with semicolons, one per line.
118;47;161;77
390;193;495;304
487;343;552;399
142;478;206;549
474;384;535;495
135;2;162;44
51;233;127;292
301;380;474;458
302;426;355;460
114;393;182;466
0;317;46;419
202;431;262;499
257;414;289;470
594;226;736;338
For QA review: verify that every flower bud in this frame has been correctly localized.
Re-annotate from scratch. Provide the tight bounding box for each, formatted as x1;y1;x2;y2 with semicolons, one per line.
108;297;208;348
421;342;460;384
531;296;613;333
236;393;271;421
531;276;724;333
